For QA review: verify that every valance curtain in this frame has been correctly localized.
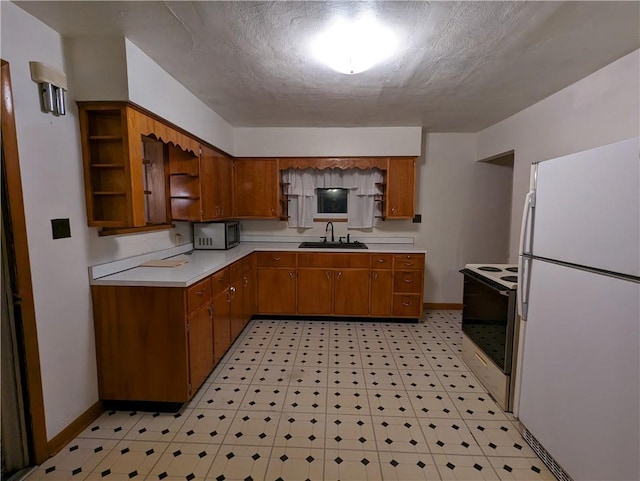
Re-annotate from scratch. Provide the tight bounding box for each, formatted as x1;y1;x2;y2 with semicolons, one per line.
282;168;384;229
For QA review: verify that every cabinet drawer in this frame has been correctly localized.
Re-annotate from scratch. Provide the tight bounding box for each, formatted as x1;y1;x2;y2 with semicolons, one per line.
187;277;212;313
211;268;230;297
298;252;370;268
257;252;296;267
371;254;393;269
297;253;333;268
393;270;423;293
392;294;422;318
393;254;425;270
332;253;370;268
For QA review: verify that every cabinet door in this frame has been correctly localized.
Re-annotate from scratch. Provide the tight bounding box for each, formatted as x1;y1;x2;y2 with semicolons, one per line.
297;268;333;315
334;269;370;315
213;290;231;364
200;145;218;220
229;261;244;339
234;158;278;218
188;302;214;394
216;152;233;218
370;270;393;317
257;268;296;314
242;255;257;325
386;157;415;218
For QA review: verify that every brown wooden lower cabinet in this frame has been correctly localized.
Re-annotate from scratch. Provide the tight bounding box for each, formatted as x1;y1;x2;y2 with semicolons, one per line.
334;268;370;315
370;269;393;316
229;260;244;339
187;302;214;393
92;285;198;403
91;250;424;403
258;251;425;319
297;268;333;314
212;287;231;365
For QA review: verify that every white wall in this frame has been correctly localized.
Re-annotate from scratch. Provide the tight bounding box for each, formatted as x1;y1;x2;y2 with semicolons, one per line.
0;3;198;440
478;49;640;261
418;133;512;302
125;40;235;155
1;1;99;439
234;126;422;157
242;132;513;304
64;37;128;101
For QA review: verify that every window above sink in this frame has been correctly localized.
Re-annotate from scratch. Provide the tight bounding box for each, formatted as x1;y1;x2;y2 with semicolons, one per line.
315;188;348;220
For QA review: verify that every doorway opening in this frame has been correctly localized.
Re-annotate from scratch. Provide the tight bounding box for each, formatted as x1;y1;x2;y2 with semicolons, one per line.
1;59;48;478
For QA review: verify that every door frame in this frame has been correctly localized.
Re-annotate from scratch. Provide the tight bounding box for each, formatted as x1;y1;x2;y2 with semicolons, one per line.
1;59;48;464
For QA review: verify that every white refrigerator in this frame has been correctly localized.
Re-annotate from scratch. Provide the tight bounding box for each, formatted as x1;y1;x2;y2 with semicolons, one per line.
517;137;640;481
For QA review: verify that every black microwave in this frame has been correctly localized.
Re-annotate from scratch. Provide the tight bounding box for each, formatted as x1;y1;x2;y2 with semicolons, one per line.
193;221;240;250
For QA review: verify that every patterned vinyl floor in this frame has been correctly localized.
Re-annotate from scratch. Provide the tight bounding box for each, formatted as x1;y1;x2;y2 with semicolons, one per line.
27;311;554;481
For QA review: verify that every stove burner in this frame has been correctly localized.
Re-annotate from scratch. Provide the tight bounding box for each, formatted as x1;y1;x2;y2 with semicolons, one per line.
478;266;502;272
501;275;518;283
506;267;518;273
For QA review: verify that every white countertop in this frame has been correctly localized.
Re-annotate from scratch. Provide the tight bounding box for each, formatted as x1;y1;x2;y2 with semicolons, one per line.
91;241;427;288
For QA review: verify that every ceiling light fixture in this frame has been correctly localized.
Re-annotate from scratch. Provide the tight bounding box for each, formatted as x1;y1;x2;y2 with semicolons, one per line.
312;14;397;74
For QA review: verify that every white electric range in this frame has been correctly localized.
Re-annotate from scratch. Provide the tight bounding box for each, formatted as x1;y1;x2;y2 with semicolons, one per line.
459;263;519;412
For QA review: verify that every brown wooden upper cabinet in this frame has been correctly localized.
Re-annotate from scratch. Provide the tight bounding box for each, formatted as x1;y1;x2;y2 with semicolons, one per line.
385;157;416;219
233;158;279;218
78;102;199;229
169;144;233;221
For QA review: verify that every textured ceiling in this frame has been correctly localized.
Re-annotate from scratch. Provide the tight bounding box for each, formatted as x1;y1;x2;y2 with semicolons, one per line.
14;1;640;130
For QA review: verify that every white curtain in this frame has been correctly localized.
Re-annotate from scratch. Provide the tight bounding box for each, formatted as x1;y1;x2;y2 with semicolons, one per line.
283;168;383;229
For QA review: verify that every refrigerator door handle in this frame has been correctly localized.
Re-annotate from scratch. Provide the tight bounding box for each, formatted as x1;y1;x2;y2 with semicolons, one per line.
518;190;535;320
519;191;535;257
518;256;531;320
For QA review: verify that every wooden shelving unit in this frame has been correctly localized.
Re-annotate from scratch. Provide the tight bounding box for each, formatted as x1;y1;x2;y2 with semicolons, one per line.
374;181;387;220
79;106;134;227
279;182;290;220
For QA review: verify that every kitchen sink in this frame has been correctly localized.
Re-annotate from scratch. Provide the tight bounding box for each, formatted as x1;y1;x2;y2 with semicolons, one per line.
299;241;368;249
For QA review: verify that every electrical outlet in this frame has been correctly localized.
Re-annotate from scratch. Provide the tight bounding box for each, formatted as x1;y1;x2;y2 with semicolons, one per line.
412;214;422;223
51;218;71;239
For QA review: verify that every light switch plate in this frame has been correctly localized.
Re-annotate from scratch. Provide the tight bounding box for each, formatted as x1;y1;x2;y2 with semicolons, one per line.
51;218;71;239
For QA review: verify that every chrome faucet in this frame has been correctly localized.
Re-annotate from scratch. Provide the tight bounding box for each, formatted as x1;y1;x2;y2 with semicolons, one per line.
325;221;335;243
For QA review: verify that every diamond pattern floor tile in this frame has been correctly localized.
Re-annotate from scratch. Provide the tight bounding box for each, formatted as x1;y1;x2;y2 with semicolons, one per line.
323;449;383;481
378;451;441;481
265;447;325;481
433;454;500;480
33;311;554;481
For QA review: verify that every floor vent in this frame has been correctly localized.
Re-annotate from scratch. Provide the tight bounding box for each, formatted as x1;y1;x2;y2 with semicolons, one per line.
523;428;573;481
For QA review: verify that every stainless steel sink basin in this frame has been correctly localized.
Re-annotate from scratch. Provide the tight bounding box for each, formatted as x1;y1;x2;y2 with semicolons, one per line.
299;241;368;249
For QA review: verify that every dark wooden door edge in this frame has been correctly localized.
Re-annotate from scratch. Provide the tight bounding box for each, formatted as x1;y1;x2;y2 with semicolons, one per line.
1;59;48;464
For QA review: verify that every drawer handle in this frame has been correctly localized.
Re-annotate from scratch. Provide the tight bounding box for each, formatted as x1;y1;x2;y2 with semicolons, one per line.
272;256;281;261
196;289;206;296
402;300;413;307
377;259;386;263
402;262;414;266
474;351;488;367
403;279;414;284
